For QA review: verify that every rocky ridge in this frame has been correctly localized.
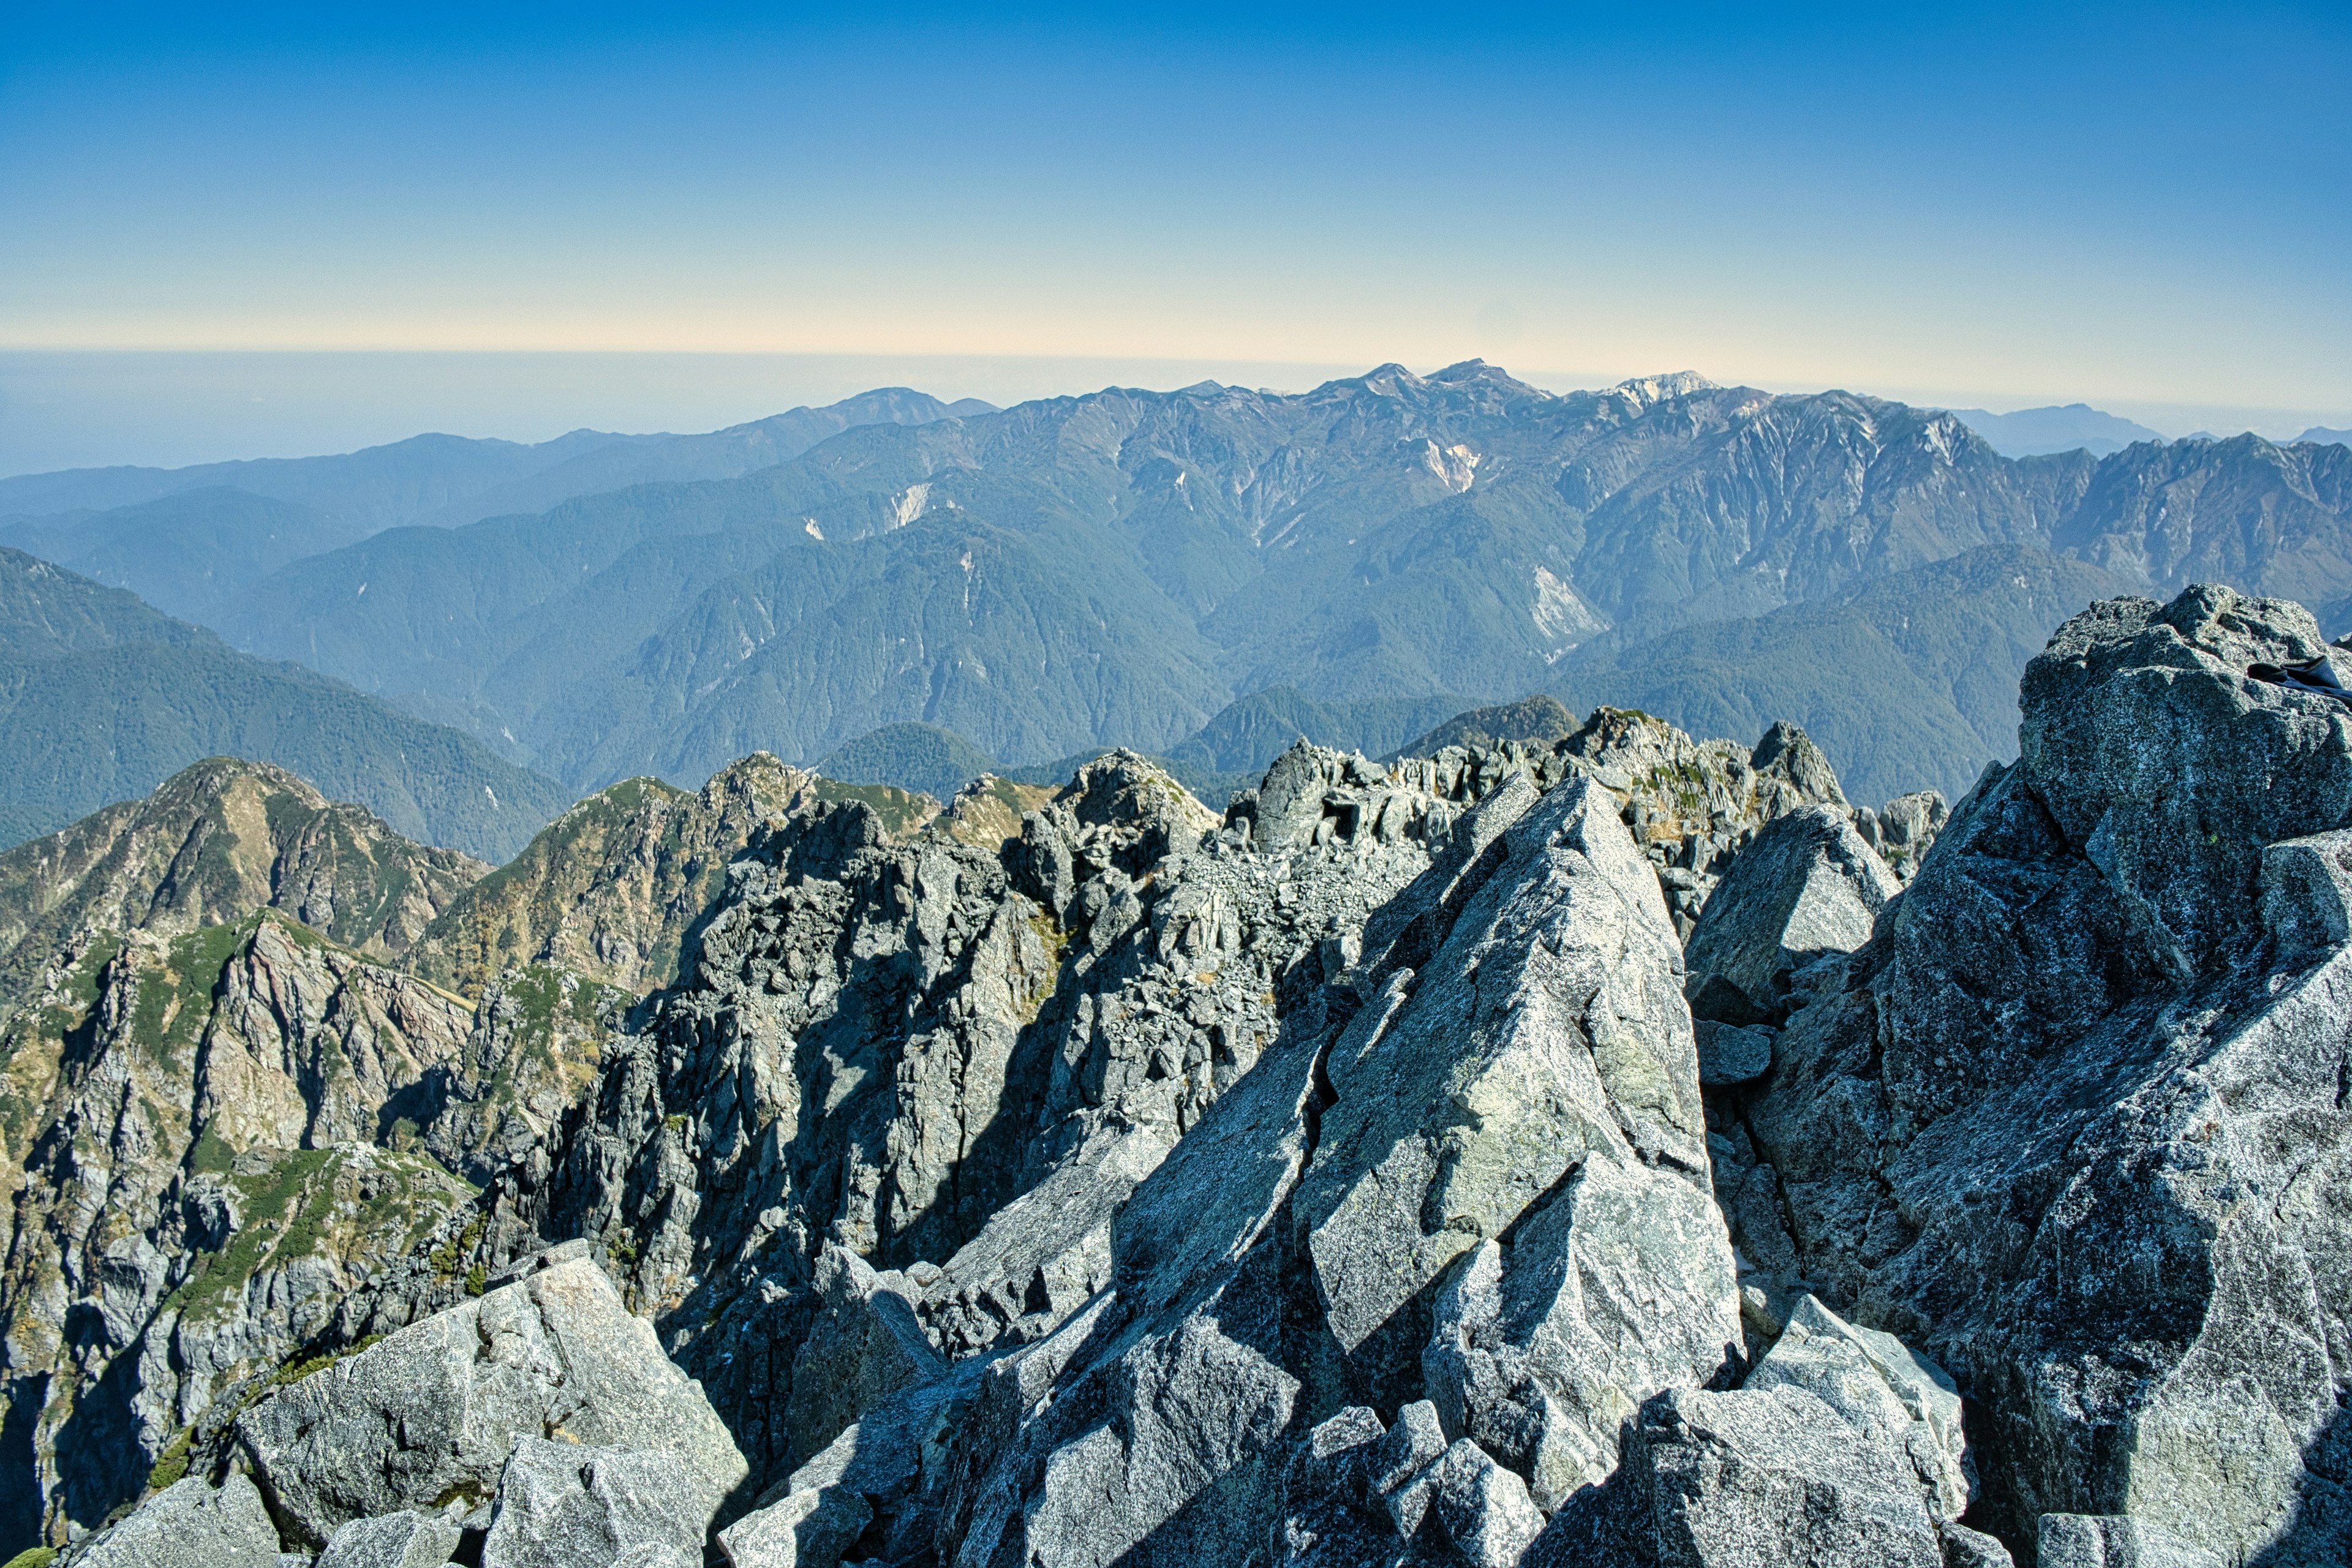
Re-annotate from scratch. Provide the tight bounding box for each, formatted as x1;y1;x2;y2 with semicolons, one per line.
79;672;2315;1566
47;690;1950;1568
0;758;851;1546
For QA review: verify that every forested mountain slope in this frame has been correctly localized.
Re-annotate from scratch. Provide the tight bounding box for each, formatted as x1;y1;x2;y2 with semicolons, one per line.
0;550;568;857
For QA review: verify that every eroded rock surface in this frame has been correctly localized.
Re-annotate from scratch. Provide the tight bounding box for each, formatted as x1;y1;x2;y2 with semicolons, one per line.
70;1474;280;1568
236;1256;743;1547
1725;585;2352;1563
28;695;2011;1567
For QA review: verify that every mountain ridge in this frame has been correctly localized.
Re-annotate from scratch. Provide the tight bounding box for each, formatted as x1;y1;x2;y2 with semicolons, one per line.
197;364;2352;812
0;549;570;858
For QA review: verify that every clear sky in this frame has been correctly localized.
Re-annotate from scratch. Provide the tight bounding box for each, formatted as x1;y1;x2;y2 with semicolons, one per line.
2;2;2348;468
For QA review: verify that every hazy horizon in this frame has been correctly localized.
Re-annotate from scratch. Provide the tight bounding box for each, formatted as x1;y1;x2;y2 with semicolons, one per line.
5;349;2346;479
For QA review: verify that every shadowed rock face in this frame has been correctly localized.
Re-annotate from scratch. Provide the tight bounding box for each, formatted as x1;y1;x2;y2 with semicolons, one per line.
1724;584;2352;1563
0;761;505;1545
1683;806;1900;1027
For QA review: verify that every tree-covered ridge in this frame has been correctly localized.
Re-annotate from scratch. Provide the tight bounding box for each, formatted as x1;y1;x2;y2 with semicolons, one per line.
0;549;569;858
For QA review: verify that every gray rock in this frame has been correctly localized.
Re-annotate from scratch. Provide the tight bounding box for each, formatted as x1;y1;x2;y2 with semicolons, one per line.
1302;774;1732;1409
917;1126;1167;1357
1693;1019;1773;1085
1855;791;1950;882
1370;1400;1452;1536
718;1482;870;1568
941;974;1341;1566
1684;805;1899;1025
1272;1404;1537;1568
1739;585;2352;1562
1423;1439;1545;1567
783;1246;946;1468
479;1438;711;1568
723;1354;988;1568
77;1476;282;1568
1629;1384;1944;1567
2037;1512;2224;1567
315;1510;464;1568
2259;828;2352;956
1938;1522;2016;1568
1274;1408;1406;1568
1423;1158;1745;1509
238;1259;745;1547
293;713;1868;1563
1743;1294;1971;1521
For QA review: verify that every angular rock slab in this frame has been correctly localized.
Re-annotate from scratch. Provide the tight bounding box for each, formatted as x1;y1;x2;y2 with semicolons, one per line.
480;1438;712;1568
77;1476;282;1568
1739;588;2352;1561
238;1257;745;1547
1683;805;1898;1026
1301;774;1728;1408
317;1509;465;1568
944;1012;1334;1567
1629;1384;1945;1567
1424;1158;1742;1509
1743;1294;1970;1522
1272;1403;1540;1568
723;1353;988;1568
2037;1512;2225;1568
783;1245;946;1468
1693;1019;1774;1086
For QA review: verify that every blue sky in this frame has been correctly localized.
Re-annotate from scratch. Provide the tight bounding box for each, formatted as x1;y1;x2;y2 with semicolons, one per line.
2;3;2347;466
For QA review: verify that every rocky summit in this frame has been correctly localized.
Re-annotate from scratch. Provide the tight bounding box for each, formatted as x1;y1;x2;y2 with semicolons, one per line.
18;581;2352;1567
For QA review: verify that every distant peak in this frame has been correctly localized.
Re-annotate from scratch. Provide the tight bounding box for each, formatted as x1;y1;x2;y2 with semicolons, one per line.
1610;371;1717;405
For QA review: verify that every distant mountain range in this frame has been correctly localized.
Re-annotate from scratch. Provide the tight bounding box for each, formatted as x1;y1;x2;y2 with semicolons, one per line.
1946;402;2166;456
3;363;2350;817
2302;426;2352;447
0;549;567;856
806;543;2130;809
0;384;989;547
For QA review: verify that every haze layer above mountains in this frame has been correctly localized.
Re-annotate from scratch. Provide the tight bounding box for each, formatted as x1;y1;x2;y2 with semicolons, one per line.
3;364;2349;846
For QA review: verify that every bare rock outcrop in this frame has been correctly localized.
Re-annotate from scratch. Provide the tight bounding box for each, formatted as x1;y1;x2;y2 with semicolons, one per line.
236;1255;744;1547
1727;584;2352;1563
59;699;1975;1568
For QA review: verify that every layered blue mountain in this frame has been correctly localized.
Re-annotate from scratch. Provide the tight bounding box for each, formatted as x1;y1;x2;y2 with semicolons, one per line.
0;388;990;620
12;363;2349;812
1947;402;2166;456
0;548;567;857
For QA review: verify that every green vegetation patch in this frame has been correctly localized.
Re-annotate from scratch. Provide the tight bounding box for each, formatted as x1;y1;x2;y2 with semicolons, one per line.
164;1147;336;1319
40;932;123;1035
813;778;938;839
166;1147;469;1323
145;1426;193;1491
128;919;254;1066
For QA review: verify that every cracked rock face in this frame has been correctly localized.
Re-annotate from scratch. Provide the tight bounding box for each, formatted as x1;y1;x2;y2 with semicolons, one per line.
479;1437;712;1568
1727;584;2352;1563
72;1474;281;1568
1628;1383;1947;1568
236;1256;744;1548
1302;776;1735;1428
1681;805;1900;1028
